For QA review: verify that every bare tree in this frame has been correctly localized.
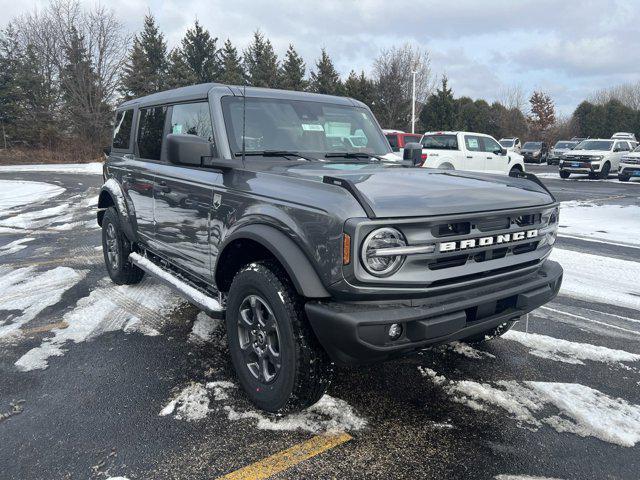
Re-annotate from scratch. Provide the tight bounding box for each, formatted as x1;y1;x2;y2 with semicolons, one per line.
589;81;640;110
497;84;527;113
371;44;434;131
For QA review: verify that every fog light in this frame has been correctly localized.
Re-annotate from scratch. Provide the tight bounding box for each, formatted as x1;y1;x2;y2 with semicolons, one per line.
388;323;403;340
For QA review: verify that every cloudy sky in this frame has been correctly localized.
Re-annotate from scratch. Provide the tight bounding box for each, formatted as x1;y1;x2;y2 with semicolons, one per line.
1;0;637;114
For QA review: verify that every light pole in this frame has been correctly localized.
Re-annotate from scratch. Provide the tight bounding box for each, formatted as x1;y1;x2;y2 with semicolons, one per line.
411;70;416;134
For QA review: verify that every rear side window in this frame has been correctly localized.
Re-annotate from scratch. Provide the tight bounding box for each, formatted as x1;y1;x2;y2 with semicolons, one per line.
171;102;214;142
112;109;133;149
137;106;167;160
422;134;458;150
402;135;421;145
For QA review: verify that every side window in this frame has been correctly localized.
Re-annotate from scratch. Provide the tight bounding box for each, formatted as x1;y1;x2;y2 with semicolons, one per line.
405;135;421;144
386;135;399;151
620;142;630;151
112;109;133;150
464;135;481;152
137;106;167;160
171;102;214;143
481;136;502;153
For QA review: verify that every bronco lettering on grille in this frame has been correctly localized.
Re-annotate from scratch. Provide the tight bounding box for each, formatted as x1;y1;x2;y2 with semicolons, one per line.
439;229;538;252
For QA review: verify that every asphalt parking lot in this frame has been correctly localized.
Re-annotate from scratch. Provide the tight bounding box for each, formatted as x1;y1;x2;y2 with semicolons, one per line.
1;162;639;480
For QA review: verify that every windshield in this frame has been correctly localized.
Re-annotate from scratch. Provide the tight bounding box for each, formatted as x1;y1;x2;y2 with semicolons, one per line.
574;140;613;151
523;142;542;149
421;134;458;150
554;141;576;149
221;96;390;157
499;140;514;147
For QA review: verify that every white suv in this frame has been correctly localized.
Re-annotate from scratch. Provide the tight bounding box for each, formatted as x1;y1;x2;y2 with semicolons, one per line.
618;145;640;181
559;138;633;179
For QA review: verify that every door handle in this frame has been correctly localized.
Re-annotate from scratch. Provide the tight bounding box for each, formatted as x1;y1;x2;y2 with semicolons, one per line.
466;156;473;159
486;156;493;159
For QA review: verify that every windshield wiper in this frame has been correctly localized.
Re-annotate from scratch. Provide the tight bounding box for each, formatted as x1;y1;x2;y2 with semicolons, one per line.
324;152;385;162
235;150;317;162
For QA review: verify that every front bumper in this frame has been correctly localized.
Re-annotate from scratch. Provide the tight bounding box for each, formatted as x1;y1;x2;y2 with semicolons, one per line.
619;165;640;177
305;260;562;365
559;160;602;173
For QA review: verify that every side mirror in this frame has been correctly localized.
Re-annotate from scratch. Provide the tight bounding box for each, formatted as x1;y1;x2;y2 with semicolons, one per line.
167;134;215;166
103;146;111;157
403;142;423;166
613;147;621;152
496;147;507;155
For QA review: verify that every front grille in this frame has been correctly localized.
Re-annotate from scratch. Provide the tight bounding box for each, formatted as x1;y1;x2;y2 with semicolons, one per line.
622;158;640;165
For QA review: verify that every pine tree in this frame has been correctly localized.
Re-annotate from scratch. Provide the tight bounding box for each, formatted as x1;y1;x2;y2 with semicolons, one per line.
344;70;375;107
0;25;22;147
219;39;244;85
243;30;279;88
120;14;167;99
278;44;306;91
181;20;220;83
309;49;343;95
419;76;455;131
165;48;196;89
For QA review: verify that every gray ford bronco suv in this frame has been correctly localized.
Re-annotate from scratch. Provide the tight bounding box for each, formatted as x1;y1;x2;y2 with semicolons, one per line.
99;83;563;413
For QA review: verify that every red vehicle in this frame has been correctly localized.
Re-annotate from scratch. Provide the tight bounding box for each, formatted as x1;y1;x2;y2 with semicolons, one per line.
384;131;422;153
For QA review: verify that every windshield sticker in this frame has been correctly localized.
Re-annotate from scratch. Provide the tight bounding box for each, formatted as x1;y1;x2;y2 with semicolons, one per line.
301;124;324;132
467;138;479;149
172;124;183;134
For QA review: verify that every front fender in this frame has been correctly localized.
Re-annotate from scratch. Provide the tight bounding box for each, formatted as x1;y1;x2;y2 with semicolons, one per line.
215;224;331;299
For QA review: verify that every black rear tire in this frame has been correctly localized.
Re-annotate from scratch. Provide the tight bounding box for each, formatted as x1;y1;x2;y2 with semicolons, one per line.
461;321;515;344
618;174;630;182
102;207;144;285
225;260;333;413
559;170;570;179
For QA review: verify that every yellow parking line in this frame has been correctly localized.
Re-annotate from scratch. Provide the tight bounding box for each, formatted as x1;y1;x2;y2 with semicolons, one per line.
216;432;352;480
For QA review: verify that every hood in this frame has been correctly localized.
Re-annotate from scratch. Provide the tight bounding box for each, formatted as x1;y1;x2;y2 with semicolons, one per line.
565;150;610;157
276;163;554;218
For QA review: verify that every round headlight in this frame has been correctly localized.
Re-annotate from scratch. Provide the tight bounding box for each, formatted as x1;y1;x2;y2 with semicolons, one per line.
361;227;406;277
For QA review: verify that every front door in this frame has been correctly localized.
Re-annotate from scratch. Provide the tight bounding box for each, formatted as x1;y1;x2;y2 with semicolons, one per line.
152;102;219;282
482;136;508;174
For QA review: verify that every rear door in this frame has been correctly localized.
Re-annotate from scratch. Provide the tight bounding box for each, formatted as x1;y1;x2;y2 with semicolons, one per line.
152;101;219;282
462;134;485;172
481;135;508;174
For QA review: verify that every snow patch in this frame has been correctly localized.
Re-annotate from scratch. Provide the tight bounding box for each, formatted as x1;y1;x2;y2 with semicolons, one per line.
503;330;640;366
189;312;221;343
0;162;103;175
159;383;210;421
103;178;128;218
14;278;182;370
0;203;70;229
0;266;86;338
421;367;640;447
444;341;496;359
550;248;640;311
0;238;34;257
0;179;65;216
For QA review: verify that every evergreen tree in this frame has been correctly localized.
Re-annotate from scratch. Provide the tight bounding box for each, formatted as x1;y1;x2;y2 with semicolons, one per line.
419;76;455;130
243;30;279;88
278;44;306;91
165;48;196;89
0;25;21;147
120;14;167;99
344;70;375;107
181;20;220;83
219;39;244;85
309;49;343;95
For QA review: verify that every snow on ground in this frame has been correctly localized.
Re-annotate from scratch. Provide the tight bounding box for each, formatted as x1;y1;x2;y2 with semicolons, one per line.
159;380;367;433
0;203;72;229
0;238;34;257
14;278;183;371
0;162;103;175
188;312;221;343
550;248;640;311
0;179;65;212
420;367;640;447
558;201;640;248
442;341;496;359
502;330;640;366
0;266;86;338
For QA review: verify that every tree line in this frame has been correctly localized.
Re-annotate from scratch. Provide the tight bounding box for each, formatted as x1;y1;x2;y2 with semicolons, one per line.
1;0;639;158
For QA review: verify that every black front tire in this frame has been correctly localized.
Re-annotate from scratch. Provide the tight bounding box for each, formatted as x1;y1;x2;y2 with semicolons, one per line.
461;321;515;344
559;170;570;179
619;174;630;182
598;162;611;179
102;207;144;285
225;261;333;413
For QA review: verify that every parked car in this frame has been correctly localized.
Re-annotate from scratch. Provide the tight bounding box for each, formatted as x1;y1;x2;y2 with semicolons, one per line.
521;141;548;164
559;138;632;179
611;132;637;142
418;131;525;175
499;137;522;153
99;84;562;413
385;131;422;155
547;140;578;165
618;144;640;181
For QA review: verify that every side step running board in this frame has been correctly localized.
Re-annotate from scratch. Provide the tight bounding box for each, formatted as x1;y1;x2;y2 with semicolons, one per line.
129;252;225;319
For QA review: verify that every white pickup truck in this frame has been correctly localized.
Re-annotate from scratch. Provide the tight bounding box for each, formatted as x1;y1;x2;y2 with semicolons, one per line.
418;131;525;175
